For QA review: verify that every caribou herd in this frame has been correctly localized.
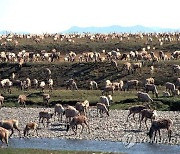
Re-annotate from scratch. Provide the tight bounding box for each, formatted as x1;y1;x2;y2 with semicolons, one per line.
0;32;180;64
0;32;180;146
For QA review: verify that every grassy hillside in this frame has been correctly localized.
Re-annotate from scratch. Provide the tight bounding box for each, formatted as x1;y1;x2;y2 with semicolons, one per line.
1;32;180;111
0;60;180;111
1;34;180;54
0;60;179;89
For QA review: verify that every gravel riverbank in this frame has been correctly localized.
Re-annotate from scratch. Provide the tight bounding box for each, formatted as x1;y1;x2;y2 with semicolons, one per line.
1;107;179;145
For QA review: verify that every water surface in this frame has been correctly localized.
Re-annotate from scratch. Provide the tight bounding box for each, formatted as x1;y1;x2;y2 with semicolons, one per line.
9;138;180;154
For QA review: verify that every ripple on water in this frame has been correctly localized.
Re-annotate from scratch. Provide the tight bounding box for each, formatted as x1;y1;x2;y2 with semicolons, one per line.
8;138;180;154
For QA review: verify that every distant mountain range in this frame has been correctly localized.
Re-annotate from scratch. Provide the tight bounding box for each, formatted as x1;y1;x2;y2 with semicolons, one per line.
1;25;180;34
62;25;180;33
0;30;10;35
0;30;29;35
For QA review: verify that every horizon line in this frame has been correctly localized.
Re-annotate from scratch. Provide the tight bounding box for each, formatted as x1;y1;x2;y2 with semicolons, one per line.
1;25;180;34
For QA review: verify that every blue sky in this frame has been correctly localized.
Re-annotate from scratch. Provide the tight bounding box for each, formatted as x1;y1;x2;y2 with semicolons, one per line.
0;0;180;33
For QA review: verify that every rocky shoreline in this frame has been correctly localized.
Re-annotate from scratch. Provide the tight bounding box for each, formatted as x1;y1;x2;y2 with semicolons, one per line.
0;107;179;145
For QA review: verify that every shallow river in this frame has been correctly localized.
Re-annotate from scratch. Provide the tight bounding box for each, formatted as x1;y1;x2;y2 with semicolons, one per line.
8;138;180;154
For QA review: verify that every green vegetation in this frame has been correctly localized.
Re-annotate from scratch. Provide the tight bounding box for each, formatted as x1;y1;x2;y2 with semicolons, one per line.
1;33;180;54
0;35;180;111
0;59;180;111
1;87;180;111
0;60;179;89
0;148;118;154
